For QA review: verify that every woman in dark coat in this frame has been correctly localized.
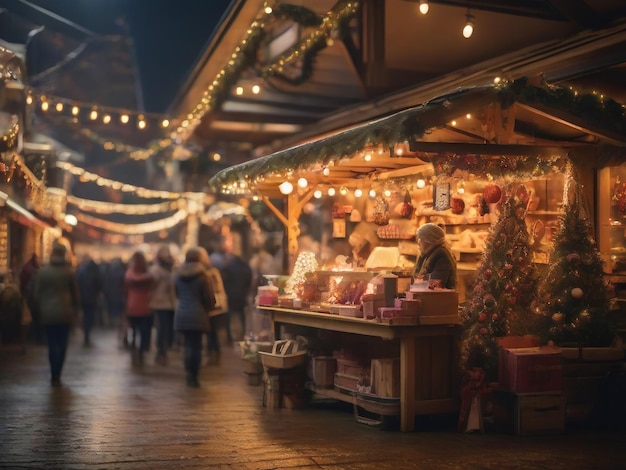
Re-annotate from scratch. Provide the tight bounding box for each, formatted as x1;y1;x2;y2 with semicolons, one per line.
33;240;79;386
174;247;215;387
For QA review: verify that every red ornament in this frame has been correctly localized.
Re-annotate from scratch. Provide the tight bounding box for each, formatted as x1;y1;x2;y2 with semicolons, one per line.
450;197;465;214
478;312;487;322
482;183;502;204
399;191;414;219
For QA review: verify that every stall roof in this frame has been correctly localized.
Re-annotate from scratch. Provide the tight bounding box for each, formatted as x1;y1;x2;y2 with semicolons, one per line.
208;78;626;196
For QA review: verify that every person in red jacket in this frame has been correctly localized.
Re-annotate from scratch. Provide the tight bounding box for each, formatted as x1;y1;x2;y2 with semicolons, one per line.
124;251;155;366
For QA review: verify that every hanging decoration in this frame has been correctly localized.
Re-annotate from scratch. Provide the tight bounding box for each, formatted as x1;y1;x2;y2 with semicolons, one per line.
66;194;180;215
75;209;188;235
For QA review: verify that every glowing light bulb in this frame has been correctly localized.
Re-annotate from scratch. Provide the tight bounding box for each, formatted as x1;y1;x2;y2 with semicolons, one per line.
323;167;330;176
369;189;376;198
354;189;363;198
120;114;129;123
279;181;293;195
297;177;308;188
419;0;429;15
314;190;322;199
417;177;426;189
463;14;475;39
328;187;336;196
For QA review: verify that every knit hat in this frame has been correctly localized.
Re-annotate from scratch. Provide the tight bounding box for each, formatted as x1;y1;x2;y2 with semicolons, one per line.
416;223;446;246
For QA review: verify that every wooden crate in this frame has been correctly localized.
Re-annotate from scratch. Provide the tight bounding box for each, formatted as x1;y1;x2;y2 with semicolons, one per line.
517;393;566;436
371;358;400;398
493;390;565;435
309;356;337;388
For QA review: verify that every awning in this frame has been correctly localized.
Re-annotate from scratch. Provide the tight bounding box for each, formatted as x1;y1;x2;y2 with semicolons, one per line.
0;191;52;229
208;78;626;196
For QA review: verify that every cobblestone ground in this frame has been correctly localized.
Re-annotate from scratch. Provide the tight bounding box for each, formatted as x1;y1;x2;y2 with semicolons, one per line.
1;327;625;470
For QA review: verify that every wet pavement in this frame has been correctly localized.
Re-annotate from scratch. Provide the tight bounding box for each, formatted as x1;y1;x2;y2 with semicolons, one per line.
1;327;625;469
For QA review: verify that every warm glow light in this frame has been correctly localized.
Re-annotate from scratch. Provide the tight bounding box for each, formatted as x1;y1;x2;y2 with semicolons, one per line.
138;117;146;129
364;153;372;162
120;114;129;123
419;0;429;15
369;189;376;198
354;189;363;198
340;187;348;196
212;152;221;162
279;181;293;195
313;190;322;199
41;101;49;111
328;187;336;196
323;167;330;176
466;113;472;119
417;177;426;189
264;6;273;14
103;114;111;124
161;119;170;128
384;189;392;197
55;102;63;112
494;76;502;84
64;214;78;226
90;109;98;120
463;14;475;38
236;86;244;95
297;177;308;188
26;95;33;105
451;120;457;126
395;147;404;156
252;85;261;94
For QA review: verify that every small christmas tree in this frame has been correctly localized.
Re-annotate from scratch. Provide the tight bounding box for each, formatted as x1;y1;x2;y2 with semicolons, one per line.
535;166;615;347
460;183;539;380
285;251;318;299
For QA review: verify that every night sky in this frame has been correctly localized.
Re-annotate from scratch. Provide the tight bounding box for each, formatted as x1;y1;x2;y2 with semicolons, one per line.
26;0;234;113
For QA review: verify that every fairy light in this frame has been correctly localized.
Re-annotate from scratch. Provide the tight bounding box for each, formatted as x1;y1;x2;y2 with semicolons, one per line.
55;102;63;112
313;189;322;199
369;189;376;198
328;187;336;196
120;114;129;124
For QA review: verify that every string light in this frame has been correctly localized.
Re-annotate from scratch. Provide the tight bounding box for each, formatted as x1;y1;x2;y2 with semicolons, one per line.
279;181;294;195
463;10;475;39
418;0;429;15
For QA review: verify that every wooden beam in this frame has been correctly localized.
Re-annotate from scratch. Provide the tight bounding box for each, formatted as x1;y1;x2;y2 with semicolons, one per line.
407;141;578;155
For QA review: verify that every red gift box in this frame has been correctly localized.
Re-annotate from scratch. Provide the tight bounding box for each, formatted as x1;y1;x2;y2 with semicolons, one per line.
502;347;562;393
378;307;405;319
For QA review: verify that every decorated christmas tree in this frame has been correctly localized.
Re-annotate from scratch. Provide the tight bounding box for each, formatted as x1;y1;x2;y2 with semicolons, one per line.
285;251;318;299
460;183;539;380
535;166;615;347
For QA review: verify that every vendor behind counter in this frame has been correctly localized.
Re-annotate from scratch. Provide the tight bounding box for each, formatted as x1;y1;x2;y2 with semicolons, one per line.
413;223;457;289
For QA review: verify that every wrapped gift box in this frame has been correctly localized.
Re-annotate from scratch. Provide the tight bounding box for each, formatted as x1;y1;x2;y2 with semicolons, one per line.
362;294;386;319
502;346;562;393
405;290;459;316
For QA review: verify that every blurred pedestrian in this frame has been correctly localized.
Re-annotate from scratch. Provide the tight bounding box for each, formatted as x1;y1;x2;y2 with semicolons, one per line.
102;257;127;345
174;247;215;387
149;245;176;365
19;253;42;343
33;241;79;387
124;251;154;366
221;250;253;342
0;268;25;350
205;255;228;365
76;254;103;347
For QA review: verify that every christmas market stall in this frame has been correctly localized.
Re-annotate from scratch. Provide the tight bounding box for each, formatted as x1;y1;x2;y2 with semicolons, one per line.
209;77;626;431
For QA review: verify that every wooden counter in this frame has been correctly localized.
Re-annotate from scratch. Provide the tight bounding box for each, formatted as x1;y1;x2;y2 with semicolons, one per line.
257;306;461;432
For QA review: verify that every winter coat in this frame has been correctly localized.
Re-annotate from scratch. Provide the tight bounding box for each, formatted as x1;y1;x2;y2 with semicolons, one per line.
34;253;79;326
206;266;228;317
103;258;126;308
148;263;176;311
124;267;154;317
76;259;103;308
412;244;457;289
221;254;253;311
174;261;215;332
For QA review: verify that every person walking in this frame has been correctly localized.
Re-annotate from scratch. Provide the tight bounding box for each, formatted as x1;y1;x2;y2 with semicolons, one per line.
33;241;79;387
75;254;103;347
102;257;127;345
205;256;228;365
174;247;215;387
221;250;253;343
124;251;154;366
149;245;176;365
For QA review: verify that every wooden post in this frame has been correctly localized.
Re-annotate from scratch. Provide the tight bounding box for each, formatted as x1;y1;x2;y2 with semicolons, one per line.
262;189;314;272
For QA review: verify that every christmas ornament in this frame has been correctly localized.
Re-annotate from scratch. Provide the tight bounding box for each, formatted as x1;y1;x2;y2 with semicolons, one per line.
482;183;502;204
571;287;584;299
373;197;390;226
399;191;414;219
450;197;465;215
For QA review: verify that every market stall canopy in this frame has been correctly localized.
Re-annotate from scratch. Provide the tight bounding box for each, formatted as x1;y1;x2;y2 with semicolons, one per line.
208;77;626;197
172;0;626;167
